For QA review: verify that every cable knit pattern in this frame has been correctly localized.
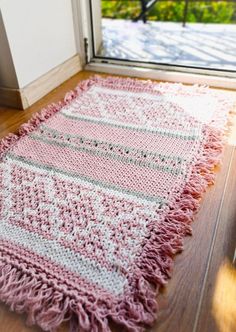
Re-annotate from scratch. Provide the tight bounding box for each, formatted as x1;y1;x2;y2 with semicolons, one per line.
0;76;235;332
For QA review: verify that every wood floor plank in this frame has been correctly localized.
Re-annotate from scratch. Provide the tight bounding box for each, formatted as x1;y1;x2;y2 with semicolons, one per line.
150;146;233;332
0;71;235;332
0;71;103;139
194;147;236;332
0;304;42;332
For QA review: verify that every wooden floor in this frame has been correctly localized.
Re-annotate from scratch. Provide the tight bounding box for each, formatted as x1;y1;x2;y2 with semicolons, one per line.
0;71;235;332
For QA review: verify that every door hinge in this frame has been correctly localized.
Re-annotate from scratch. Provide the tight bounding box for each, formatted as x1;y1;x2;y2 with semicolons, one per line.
84;38;89;64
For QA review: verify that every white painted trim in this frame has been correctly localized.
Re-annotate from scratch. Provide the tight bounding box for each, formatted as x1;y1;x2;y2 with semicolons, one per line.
91;57;236;78
73;0;93;64
23;55;82;107
71;0;85;65
0;55;82;109
91;0;102;53
86;62;236;90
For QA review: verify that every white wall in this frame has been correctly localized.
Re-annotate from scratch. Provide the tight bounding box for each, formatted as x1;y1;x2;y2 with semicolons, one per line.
0;9;18;88
0;0;77;88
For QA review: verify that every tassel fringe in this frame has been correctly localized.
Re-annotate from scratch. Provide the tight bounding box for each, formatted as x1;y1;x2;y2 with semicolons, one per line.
0;75;235;331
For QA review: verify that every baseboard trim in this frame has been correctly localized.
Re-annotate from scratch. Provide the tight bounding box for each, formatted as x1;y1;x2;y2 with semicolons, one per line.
0;54;82;109
0;87;25;109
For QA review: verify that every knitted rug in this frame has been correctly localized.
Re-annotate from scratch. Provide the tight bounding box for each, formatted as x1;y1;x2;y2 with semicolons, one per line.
0;76;235;332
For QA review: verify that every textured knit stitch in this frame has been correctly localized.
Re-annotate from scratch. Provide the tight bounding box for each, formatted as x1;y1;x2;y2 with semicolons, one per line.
0;76;235;332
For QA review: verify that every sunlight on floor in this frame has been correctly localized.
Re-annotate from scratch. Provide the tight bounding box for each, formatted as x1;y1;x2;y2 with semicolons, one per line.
228;110;236;147
212;260;236;332
210;89;236;147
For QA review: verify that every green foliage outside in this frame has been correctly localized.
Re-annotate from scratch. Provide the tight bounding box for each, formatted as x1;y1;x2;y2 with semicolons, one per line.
101;1;236;23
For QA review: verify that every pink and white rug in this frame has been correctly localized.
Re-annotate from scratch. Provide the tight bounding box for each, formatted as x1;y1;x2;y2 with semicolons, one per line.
0;76;234;332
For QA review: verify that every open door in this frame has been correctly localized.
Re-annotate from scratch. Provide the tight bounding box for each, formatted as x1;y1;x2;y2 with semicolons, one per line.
88;0;236;72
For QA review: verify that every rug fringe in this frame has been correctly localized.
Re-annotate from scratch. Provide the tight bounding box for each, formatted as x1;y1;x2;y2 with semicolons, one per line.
115;125;228;331
0;77;98;161
95;102;234;332
0;76;235;332
0;260;116;332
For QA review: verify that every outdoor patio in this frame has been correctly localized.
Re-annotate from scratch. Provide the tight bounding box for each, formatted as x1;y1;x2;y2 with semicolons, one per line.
98;18;236;70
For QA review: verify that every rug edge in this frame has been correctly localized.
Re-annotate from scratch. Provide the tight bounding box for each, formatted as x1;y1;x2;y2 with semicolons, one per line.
0;75;235;332
110;124;228;331
0;77;99;161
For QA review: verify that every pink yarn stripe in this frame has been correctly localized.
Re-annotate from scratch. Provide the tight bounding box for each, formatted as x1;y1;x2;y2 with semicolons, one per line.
0;75;235;332
0;239;115;299
12;136;179;199
47;113;196;155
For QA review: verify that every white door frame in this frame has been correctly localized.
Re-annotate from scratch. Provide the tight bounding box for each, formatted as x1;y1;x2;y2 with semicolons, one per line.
73;0;236;90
